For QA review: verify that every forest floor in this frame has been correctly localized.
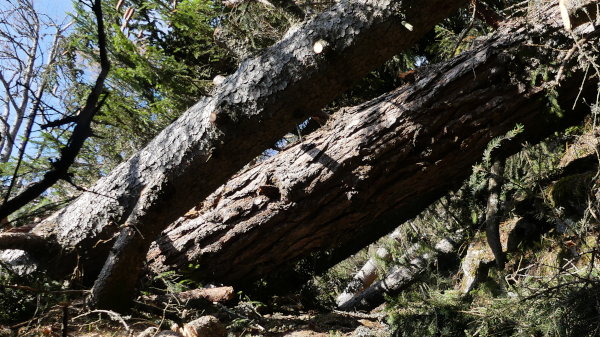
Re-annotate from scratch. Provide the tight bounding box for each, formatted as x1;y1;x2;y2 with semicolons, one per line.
3;297;391;337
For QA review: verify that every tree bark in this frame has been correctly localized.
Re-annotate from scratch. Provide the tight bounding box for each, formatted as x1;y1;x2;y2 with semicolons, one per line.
146;2;599;287
1;0;468;311
335;227;403;308
485;159;505;269
337;235;462;312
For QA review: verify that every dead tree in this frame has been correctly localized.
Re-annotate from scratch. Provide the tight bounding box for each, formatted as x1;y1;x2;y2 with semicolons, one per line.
337;235;462;312
145;2;599;287
0;0;110;220
335;228;403;308
1;0;598;312
0;0;75;209
0;0;468;311
485;159;506;268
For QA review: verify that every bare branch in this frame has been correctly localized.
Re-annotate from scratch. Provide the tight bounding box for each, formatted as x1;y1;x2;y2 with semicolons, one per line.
40;115;79;129
0;0;111;219
3;22;69;202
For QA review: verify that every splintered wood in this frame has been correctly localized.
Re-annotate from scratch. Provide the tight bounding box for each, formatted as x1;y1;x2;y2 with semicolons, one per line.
559;0;599;31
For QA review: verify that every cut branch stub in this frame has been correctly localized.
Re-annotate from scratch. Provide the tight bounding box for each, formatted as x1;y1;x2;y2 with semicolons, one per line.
559;0;599;31
50;0;469;311
313;39;329;54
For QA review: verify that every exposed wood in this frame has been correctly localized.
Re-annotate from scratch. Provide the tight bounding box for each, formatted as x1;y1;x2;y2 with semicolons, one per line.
180;316;227;337
139;287;234;316
335;227;402;308
338;236;462;311
0;0;466;311
312;39;328;54
147;286;235;305
120;7;135;32
559;0;599;31
146;1;599;287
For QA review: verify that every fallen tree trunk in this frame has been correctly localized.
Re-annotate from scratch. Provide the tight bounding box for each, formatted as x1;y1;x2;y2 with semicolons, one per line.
337;235;462;311
146;2;599;286
335;227;403;308
0;0;467;310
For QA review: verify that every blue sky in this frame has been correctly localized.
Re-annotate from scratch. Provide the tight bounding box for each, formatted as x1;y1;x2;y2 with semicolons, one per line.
37;0;73;22
0;0;75;162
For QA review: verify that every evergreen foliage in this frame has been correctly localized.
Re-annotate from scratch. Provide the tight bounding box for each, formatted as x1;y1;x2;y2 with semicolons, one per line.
67;0;235;170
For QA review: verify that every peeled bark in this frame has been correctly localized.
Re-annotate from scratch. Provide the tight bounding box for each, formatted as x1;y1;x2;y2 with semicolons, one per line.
143;286;235;308
146;2;599;287
559;0;599;31
335;228;403;307
338;236;462;312
1;0;468;311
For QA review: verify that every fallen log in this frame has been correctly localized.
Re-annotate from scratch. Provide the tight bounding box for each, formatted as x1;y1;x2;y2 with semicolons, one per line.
337;235;462;311
146;2;599;286
141;286;235;311
0;0;468;311
335;228;403;308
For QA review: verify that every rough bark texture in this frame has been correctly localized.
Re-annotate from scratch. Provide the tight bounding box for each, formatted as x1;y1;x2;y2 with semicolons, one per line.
1;0;468;309
485;159;506;268
90;0;469;310
146;3;599;287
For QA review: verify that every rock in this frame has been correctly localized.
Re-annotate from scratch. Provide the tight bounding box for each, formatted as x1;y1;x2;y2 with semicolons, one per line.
182;315;226;337
459;218;538;293
459;238;494;293
559;130;599;167
353;326;375;336
282;331;328;337
0;250;38;275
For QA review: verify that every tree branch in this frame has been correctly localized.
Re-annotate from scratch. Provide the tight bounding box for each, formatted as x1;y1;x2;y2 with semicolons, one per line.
3;25;66;203
0;233;56;260
40;115;80;129
0;0;110;219
223;0;306;20
485;158;506;268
